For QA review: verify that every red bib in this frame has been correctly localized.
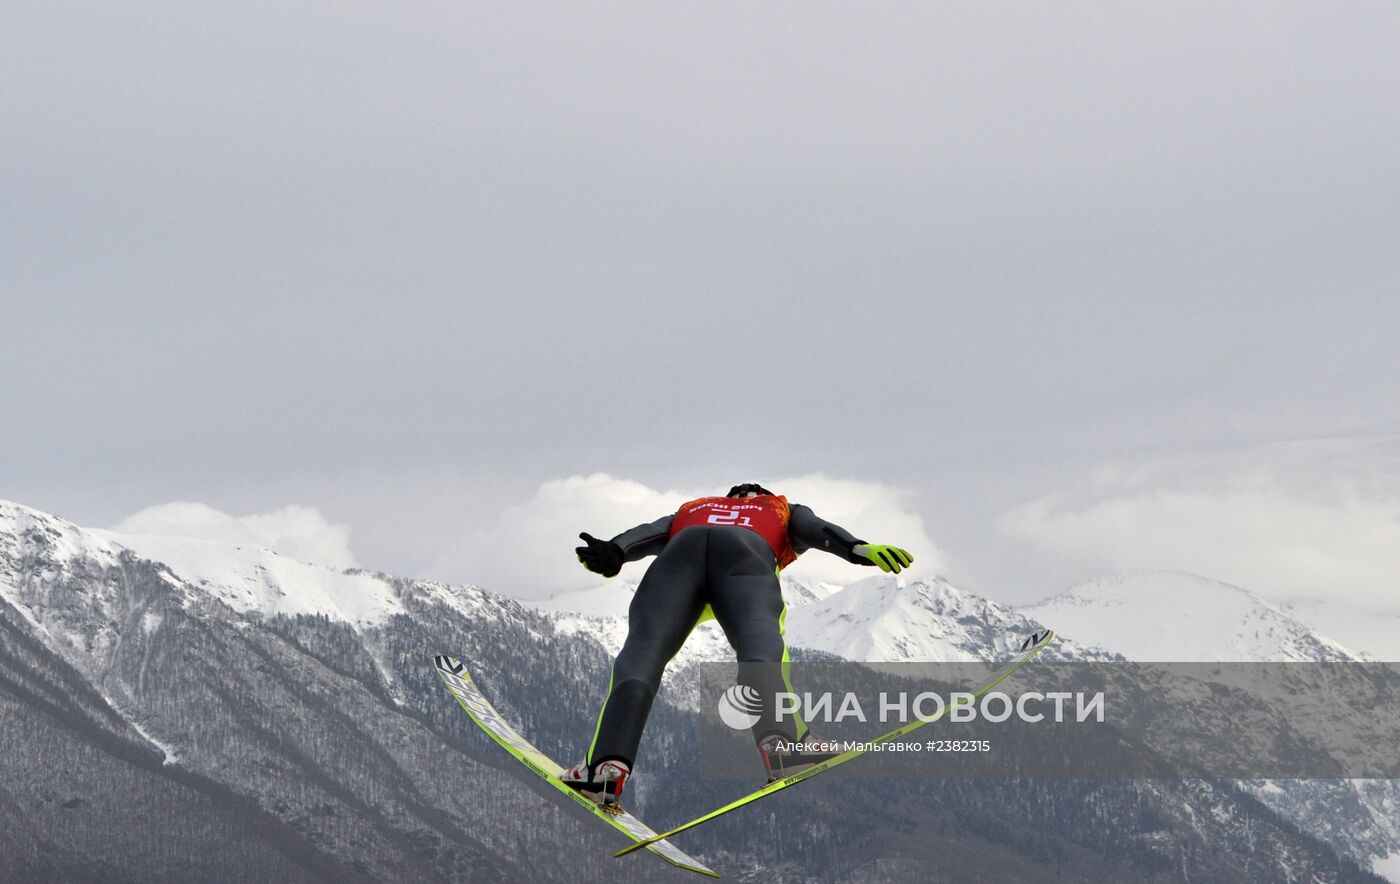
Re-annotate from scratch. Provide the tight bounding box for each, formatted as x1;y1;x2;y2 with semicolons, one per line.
668;495;798;569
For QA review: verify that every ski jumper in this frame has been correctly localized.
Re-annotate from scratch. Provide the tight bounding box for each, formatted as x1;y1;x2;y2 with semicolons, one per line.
586;495;868;770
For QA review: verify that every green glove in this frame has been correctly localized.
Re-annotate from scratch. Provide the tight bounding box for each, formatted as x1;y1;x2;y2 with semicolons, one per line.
853;544;914;573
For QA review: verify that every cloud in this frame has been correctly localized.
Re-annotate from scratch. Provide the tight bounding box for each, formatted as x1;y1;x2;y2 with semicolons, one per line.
764;474;945;582
111;502;358;569
426;473;944;598
1000;483;1400;613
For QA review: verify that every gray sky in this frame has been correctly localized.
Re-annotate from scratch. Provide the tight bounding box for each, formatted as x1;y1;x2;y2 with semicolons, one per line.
4;3;1399;626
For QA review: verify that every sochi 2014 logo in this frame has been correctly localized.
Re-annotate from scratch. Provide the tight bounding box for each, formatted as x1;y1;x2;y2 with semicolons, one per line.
717;684;763;730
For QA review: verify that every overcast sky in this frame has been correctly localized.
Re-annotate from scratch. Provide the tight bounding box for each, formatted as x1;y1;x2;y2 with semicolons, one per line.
3;3;1399;633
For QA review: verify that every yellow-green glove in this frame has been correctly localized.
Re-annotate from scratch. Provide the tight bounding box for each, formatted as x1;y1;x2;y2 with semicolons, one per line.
852;544;914;573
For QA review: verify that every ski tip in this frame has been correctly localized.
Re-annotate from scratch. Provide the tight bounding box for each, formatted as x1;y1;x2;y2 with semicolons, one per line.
1018;629;1054;652
433;654;465;675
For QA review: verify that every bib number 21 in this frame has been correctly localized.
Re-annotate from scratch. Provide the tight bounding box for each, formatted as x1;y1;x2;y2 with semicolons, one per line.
707;507;753;527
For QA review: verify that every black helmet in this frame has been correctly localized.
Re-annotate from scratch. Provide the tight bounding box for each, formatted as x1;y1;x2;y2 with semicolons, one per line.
726;483;774;498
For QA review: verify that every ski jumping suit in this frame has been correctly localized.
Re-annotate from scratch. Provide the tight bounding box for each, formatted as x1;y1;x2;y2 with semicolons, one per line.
586;494;870;770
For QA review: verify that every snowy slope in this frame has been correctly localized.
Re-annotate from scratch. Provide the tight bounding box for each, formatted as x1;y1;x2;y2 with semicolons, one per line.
1021;571;1363;662
785;573;1081;662
0;498;407;631
531;580;637;618
536;570;1097;668
0;499;125;576
0;500;167;660
1280;597;1400;662
95;529;404;624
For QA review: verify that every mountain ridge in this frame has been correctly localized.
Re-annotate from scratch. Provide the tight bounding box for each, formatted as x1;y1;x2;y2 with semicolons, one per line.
0;497;1389;882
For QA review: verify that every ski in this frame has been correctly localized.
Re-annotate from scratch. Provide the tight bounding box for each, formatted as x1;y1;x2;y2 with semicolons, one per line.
432;655;719;878
615;629;1055;859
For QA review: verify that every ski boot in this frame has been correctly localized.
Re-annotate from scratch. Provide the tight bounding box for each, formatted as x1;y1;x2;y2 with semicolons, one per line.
560;758;630;808
758;733;841;783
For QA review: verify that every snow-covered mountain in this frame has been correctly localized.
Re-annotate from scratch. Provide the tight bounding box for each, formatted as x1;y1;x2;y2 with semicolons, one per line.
1021;570;1400;880
785;573;1095;663
1022;571;1364;662
0;498;1389;883
93;528;410;623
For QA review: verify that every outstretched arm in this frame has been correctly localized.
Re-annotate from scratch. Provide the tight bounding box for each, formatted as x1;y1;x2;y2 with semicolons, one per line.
576;514;674;577
789;504;914;573
788;504;867;563
611;515;675;561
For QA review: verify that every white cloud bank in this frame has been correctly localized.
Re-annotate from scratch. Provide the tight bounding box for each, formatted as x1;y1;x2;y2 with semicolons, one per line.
428;473;944;599
111;502;358;570
1000;482;1400;614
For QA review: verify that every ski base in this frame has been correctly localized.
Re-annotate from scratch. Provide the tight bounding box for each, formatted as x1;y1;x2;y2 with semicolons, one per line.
432;655;718;878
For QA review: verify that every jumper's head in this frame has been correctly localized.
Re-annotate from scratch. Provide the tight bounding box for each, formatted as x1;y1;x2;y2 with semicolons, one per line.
726;483;774;498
